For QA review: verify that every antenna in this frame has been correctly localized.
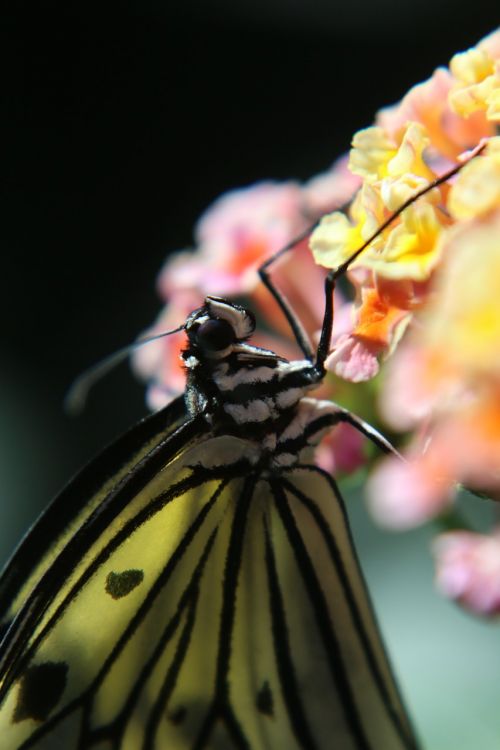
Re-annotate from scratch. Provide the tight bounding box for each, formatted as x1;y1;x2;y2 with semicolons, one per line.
64;325;185;415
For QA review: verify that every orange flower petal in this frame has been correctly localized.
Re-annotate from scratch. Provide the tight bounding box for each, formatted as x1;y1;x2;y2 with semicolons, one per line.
353;288;409;348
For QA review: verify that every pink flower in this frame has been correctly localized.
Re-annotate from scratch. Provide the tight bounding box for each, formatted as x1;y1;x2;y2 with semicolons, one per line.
367;454;454;529
373;374;500;531
378;341;463;432
430;397;500;491
158;182;306;299
374;208;500;525
315;421;366;475
434;530;500;616
325;282;412;383
326;335;380;382
377;68;493;164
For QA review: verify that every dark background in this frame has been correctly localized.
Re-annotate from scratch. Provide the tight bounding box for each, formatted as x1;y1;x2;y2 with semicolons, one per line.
1;2;497;540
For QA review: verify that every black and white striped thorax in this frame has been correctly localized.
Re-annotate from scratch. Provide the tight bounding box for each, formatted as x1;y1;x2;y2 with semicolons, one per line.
181;296;342;470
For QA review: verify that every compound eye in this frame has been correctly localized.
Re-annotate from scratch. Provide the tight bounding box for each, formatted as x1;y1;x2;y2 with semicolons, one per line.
195;318;235;352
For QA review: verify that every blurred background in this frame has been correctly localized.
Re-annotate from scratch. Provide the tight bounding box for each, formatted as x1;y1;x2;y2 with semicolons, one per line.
1;3;499;748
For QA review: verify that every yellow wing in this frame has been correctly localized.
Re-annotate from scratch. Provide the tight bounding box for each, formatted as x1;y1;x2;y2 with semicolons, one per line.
0;396;189;639
0;416;418;749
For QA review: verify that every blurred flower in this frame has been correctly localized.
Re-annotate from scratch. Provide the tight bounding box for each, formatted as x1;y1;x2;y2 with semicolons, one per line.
309;30;500;512
158;181;305;298
367;455;454;529
448;136;500;219
377;67;492;164
449;38;500;121
302;154;361;216
434;530;500;616
310;122;444;279
315;421;366;476
326;285;411;382
326;335;381;383
374;208;500;516
305;29;500;618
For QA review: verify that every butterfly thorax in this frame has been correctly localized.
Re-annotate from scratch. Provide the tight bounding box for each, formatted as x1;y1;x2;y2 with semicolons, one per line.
181;296;339;469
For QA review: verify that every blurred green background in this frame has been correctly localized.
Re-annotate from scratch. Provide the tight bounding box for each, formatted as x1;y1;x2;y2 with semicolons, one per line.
2;3;499;748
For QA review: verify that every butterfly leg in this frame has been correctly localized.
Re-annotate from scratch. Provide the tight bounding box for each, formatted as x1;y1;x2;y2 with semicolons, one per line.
257;221;345;376
257;222;319;362
327;405;403;458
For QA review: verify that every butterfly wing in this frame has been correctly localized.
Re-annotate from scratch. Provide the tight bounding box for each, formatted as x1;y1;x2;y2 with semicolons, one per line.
0;414;417;749
246;466;416;749
0;396;188;637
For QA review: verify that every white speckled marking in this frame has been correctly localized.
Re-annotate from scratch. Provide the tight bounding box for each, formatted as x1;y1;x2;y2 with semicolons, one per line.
223;399;276;423
275;387;304;409
214;364;276;390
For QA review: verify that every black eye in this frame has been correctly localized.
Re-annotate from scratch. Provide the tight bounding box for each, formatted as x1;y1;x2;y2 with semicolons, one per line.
194;318;235;352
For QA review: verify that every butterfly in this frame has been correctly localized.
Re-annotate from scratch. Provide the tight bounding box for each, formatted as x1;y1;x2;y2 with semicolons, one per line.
0;188;434;749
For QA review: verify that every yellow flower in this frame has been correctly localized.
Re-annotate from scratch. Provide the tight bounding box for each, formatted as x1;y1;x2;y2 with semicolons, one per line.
379;123;437;211
448;137;500;219
449;45;500;121
310;183;384;269
312;122;442;277
422;209;500;376
386;122;433;181
487;85;500;120
451;47;494;86
348;127;397;182
310;211;363;268
349;122;433;185
380;173;438;213
369;202;445;280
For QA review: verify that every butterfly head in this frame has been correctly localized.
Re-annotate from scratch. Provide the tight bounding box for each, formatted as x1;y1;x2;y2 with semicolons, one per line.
184;296;256;360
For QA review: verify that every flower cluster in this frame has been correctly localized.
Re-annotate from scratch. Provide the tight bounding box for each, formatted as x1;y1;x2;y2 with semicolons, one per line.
134;30;500;616
310;29;500;616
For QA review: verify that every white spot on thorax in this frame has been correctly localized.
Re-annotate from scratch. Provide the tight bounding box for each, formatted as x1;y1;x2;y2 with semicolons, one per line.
262;433;277;451
185;355;199;369
183;436;260;469
214;363;276;390
224;398;277;423
275;387;304;409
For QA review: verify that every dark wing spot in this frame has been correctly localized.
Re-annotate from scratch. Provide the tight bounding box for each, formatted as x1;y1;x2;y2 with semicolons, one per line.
256;680;274;716
168;706;186;725
13;661;68;723
105;569;144;599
